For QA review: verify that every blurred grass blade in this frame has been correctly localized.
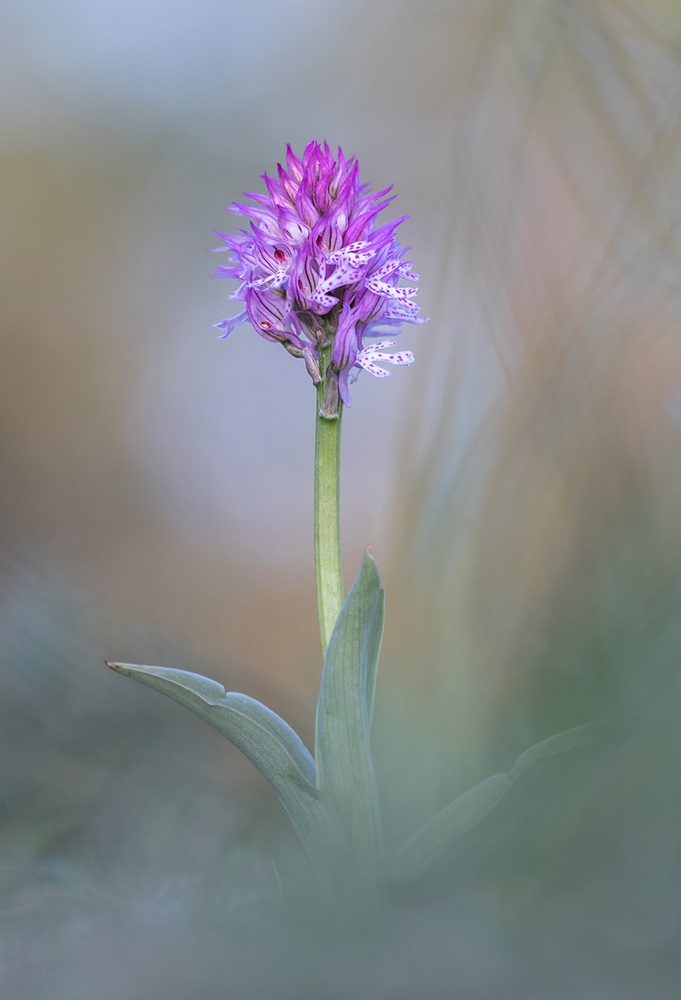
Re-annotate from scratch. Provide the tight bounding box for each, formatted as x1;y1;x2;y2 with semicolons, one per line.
509;719;624;780
107;662;345;876
387;774;511;886
314;550;384;873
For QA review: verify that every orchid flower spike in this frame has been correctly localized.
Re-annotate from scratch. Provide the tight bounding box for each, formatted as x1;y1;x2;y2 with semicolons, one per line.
212;142;427;415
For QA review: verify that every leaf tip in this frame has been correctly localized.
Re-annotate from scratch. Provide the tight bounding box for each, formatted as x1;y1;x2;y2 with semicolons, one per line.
105;661;136;677
362;546;381;583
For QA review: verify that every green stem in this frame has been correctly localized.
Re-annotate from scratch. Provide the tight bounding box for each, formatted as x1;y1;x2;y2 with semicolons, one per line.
314;349;344;656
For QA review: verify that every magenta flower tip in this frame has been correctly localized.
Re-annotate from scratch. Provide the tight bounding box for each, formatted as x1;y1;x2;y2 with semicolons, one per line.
212;142;426;406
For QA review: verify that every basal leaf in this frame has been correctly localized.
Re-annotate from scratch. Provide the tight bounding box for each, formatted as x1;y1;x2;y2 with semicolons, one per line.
388;717;627;887
107;662;345;876
314;550;384;872
509;719;623;780
364;585;385;730
387;773;511;886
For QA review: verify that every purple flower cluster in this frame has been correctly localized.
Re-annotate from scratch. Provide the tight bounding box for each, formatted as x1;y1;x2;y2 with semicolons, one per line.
212;142;426;415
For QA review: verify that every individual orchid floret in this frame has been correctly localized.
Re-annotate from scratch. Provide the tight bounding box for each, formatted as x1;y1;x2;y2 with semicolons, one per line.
212;141;427;415
354;341;415;377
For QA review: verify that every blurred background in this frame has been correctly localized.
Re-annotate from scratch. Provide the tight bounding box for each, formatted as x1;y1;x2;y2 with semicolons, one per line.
2;0;681;996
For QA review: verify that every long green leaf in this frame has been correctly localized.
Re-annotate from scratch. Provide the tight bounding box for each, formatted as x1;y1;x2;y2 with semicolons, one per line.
509;719;622;780
314;550;384;874
107;662;346;877
387;773;511;886
390;718;626;886
364;585;385;729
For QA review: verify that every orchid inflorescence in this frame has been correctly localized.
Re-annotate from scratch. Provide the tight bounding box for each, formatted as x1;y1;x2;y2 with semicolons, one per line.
211;141;426;416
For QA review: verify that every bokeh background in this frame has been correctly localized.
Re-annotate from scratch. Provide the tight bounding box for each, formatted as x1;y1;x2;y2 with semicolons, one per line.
3;0;681;997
